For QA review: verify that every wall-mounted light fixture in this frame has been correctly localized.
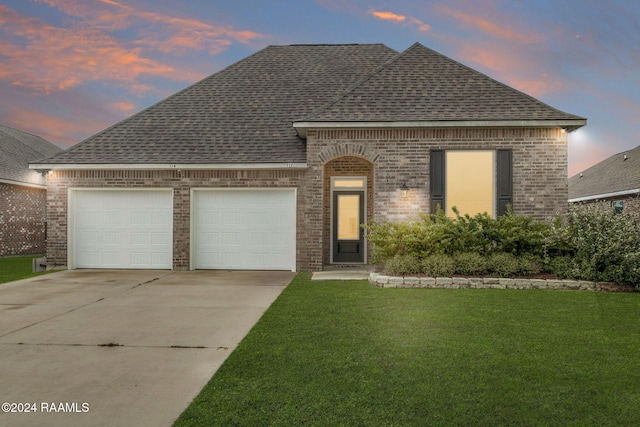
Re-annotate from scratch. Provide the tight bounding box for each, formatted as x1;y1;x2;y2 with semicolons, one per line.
401;183;409;198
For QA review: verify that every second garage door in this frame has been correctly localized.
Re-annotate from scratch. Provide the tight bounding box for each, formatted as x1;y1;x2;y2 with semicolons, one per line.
192;189;296;271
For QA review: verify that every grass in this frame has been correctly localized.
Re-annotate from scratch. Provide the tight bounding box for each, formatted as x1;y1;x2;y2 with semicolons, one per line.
175;274;640;426
0;255;52;284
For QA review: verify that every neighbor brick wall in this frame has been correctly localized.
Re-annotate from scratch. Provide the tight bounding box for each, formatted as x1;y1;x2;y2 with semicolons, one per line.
307;127;568;227
0;183;47;256
45;169;310;270
571;195;640;216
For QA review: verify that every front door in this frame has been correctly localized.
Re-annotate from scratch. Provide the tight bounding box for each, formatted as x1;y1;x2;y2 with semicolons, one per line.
332;187;365;263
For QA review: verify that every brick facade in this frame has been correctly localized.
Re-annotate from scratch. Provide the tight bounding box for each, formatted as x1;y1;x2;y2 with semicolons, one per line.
308;127;568;220
45;169;309;270
45;127;568;272
0;183;47;256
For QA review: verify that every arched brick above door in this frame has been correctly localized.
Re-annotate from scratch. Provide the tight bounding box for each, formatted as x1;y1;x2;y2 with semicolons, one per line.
318;142;380;165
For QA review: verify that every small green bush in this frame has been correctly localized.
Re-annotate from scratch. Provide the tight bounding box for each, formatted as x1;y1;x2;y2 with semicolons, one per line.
486;253;520;278
385;254;422;276
547;256;579;280
517;255;543;276
422;254;455;277
453;253;487;276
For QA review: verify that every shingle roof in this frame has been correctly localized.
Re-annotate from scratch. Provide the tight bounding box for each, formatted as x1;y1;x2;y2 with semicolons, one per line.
569;144;640;200
34;42;585;166
36;44;398;165
302;43;585;123
0;125;61;186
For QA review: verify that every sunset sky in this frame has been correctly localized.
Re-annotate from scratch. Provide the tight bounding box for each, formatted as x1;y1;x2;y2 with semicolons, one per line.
1;0;638;177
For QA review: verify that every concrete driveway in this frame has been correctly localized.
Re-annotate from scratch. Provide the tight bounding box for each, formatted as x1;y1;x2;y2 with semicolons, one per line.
0;269;293;427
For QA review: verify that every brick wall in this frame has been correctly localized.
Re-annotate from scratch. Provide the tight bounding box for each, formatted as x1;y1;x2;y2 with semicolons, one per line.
307;127;568;227
45;169;310;270
44;127;568;272
0;183;47;256
571;195;640;216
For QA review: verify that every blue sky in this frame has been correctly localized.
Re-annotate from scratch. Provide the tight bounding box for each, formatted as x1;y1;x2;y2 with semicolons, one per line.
1;0;638;176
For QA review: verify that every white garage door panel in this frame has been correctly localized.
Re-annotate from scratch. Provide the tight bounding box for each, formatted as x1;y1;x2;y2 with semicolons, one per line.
193;189;296;271
72;190;173;269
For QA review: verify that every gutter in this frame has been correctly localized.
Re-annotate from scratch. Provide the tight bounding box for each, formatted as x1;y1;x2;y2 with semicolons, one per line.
569;188;640;203
29;162;308;171
292;119;587;138
0;178;47;190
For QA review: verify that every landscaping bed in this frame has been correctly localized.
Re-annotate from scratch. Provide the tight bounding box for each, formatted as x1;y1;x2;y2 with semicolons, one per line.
369;272;636;292
364;205;640;290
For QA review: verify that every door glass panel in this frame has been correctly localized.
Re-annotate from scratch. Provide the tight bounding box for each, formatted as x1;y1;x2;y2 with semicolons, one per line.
337;194;360;240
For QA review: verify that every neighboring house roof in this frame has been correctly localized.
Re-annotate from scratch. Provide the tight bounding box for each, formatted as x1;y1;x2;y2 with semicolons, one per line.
0;125;61;188
32;43;586;168
569;144;640;202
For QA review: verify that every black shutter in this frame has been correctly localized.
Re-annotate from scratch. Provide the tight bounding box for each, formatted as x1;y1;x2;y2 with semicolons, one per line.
430;150;445;214
496;149;512;216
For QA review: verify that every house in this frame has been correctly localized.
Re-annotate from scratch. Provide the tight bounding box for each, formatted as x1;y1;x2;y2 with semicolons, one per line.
1;125;61;256
30;43;586;272
569;144;640;213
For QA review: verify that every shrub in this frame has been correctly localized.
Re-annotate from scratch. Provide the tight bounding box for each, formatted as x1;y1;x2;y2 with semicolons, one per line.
422;254;455;277
385;254;422;276
453;253;487;276
486;253;520;278
562;204;640;284
547;256;579;280
517;254;543;276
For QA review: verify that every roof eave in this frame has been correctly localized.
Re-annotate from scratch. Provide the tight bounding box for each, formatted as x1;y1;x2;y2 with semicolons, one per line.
0;178;47;189
292;119;587;138
28;162;308;171
569;188;640;203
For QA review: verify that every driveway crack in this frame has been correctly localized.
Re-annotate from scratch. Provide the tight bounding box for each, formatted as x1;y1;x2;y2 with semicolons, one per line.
0;272;173;339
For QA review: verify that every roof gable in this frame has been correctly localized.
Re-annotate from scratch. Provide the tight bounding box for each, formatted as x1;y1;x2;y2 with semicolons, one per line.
301;42;585;124
569;144;640;200
0;125;61;186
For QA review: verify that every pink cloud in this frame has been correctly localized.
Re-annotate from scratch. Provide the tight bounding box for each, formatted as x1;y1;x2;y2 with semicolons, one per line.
434;4;542;44
111;101;136;113
1;2;265;94
367;9;431;33
369;10;406;23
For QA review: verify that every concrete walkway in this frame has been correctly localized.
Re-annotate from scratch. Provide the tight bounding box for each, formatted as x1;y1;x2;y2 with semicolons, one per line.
311;270;371;280
0;269;293;427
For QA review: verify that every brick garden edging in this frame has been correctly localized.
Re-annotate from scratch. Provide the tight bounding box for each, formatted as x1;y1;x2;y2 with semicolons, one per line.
369;273;636;292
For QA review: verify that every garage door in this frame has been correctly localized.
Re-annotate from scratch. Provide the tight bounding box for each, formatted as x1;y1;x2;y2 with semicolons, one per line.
71;189;173;269
192;189;296;271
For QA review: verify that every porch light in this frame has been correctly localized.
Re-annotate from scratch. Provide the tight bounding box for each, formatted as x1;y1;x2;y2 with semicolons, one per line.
401;183;409;198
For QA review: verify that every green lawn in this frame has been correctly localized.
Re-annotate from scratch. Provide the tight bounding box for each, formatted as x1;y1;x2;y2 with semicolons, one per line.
0;255;52;284
176;274;640;426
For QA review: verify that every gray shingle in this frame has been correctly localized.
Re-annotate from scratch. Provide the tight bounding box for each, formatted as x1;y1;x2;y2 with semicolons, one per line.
569;145;640;199
0;125;61;185
37;44;398;165
304;43;585;122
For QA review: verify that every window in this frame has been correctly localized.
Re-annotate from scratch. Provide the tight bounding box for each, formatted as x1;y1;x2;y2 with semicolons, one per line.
446;151;495;217
431;149;512;218
332;177;365;190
